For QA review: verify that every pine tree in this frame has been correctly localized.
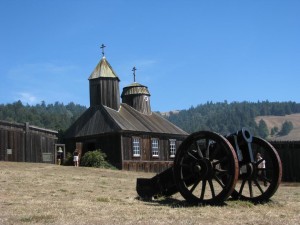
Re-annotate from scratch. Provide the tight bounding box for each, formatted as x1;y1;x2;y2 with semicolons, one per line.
278;121;293;136
258;119;269;138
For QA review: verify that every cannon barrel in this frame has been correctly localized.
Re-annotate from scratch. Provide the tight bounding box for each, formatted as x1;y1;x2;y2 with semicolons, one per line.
224;127;253;162
225;127;252;145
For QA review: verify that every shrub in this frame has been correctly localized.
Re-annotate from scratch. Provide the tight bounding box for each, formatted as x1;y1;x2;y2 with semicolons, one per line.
80;149;115;169
63;152;74;166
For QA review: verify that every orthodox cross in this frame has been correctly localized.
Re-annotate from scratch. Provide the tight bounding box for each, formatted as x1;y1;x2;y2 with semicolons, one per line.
100;44;106;57
132;66;137;82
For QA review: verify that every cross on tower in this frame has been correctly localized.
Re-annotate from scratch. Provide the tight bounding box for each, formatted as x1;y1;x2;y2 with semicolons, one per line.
100;44;106;57
132;66;137;82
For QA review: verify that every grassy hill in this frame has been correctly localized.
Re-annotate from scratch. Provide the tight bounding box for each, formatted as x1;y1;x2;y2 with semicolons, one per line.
255;113;300;141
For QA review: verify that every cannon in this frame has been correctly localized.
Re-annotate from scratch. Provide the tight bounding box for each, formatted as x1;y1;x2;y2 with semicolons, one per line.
136;128;282;205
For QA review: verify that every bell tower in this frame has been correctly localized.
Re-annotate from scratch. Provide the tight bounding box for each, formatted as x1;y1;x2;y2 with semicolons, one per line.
88;45;120;110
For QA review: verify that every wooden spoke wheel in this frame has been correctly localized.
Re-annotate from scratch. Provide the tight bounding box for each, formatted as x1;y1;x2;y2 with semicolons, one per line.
232;137;282;202
173;131;239;205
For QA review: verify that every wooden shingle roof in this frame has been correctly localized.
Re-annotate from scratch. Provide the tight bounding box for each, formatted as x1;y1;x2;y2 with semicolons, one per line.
88;57;120;81
64;103;188;138
106;104;187;134
121;82;150;97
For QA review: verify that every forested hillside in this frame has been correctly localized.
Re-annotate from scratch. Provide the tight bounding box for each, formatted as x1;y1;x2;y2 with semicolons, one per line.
162;101;300;138
0;101;86;131
1;100;300;140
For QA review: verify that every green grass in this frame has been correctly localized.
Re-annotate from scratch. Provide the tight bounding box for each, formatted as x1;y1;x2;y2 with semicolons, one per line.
96;197;111;202
20;215;54;223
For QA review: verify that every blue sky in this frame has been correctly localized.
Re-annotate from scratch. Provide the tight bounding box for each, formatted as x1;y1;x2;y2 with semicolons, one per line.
0;0;299;112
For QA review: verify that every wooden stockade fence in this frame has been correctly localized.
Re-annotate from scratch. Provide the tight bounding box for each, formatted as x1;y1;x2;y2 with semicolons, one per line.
270;141;300;182
0;120;58;163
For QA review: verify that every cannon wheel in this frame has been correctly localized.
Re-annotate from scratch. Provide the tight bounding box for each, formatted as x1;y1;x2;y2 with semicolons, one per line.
231;137;282;202
173;131;239;205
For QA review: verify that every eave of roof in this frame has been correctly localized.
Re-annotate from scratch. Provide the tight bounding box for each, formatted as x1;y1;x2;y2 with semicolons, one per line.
64;103;188;139
104;103;188;135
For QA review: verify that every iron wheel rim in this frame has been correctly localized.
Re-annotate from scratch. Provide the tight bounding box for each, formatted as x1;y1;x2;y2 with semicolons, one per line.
173;131;239;205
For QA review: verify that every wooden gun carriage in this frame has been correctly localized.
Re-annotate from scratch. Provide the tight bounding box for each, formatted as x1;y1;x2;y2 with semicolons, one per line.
137;128;282;205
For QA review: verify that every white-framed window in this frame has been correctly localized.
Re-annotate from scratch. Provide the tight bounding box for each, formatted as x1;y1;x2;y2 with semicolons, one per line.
169;139;176;158
132;137;141;157
151;138;159;157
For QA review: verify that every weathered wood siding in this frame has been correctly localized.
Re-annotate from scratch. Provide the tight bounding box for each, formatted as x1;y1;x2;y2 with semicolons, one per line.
270;141;300;182
121;133;185;173
0;124;24;162
66;134;122;169
123;160;173;173
26;128;57;163
0;121;58;163
89;78;120;110
93;134;122;168
122;94;151;115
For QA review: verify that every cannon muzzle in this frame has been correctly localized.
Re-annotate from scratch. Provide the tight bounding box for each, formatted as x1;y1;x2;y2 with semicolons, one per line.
225;127;253;162
226;127;252;144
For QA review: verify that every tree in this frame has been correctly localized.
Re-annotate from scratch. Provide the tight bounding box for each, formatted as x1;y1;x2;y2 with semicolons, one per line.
257;119;269;139
278;121;293;136
0;101;86;131
270;126;279;136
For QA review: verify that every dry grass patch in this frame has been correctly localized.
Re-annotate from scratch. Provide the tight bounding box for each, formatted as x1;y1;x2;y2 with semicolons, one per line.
0;162;299;225
255;113;300;140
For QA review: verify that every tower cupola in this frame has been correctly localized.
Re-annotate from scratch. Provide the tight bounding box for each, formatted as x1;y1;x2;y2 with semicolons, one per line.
121;67;151;115
88;45;120;110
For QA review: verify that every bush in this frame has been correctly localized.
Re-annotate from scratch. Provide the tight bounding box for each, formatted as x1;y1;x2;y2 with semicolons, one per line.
63;152;74;166
80;149;115;169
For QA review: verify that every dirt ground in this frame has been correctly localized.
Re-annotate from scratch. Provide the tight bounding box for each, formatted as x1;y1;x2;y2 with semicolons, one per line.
0;162;299;225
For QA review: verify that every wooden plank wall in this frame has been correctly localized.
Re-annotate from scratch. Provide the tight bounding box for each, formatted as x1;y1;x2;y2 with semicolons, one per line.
122;133;184;173
270;141;300;182
123;160;173;173
0;124;25;162
96;134;122;168
0;121;58;163
122;94;151;115
70;134;123;169
89;78;120;110
122;134;184;161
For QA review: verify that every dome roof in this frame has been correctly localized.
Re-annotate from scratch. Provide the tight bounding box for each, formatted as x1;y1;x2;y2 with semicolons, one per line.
121;82;150;97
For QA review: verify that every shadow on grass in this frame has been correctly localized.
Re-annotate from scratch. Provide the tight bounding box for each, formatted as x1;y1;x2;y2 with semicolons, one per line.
136;196;227;208
136;195;278;208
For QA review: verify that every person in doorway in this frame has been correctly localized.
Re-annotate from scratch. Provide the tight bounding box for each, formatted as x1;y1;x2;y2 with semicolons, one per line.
256;152;267;186
57;154;61;165
73;149;80;167
57;147;63;165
